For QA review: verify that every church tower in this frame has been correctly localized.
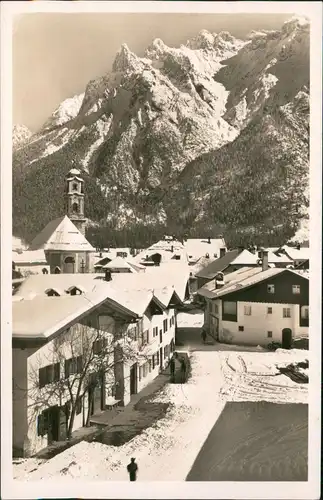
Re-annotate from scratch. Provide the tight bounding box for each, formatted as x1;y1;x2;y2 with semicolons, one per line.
64;168;87;236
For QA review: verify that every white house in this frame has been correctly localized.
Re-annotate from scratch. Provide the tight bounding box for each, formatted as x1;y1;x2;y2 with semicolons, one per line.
184;237;227;265
12;250;50;277
198;253;309;348
133;236;189;267
12;267;188;457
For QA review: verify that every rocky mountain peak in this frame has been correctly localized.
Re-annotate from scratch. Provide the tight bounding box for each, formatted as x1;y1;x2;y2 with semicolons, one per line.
13;20;309;246
12;124;32;150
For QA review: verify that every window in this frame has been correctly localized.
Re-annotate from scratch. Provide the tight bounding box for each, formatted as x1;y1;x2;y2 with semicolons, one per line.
301;306;309;319
267;284;275;294
267;331;273;338
39;363;60;388
152;326;158;337
93;338;107;354
139;366;142;381
152;354;155;369
283;308;291;318
267;307;273;314
223;301;237;315
292;285;301;294
143;362;149;377
72;183;78;191
128;325;138;341
238;326;244;332
72;202;79;213
142;330;149;345
163;319;168;333
64;356;83;378
244;305;252;316
37;409;50;437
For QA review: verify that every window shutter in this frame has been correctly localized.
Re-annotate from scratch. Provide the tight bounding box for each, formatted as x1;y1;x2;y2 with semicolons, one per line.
152;355;155;369
54;363;60;382
37;413;44;436
76;356;83;373
64;359;70;379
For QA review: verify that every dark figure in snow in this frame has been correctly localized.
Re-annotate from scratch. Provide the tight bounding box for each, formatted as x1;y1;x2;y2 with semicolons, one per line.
201;329;207;344
127;457;138;481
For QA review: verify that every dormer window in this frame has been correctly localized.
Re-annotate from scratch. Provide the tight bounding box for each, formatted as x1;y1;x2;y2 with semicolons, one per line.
66;285;86;296
45;288;61;297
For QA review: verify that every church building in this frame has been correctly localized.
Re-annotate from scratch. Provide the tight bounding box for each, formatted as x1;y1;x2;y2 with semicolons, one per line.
28;169;96;274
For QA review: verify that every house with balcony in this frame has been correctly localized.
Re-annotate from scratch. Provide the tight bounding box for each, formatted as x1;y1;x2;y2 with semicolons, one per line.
197;252;309;348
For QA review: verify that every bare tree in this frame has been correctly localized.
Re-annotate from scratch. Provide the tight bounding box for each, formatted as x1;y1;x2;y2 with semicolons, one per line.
19;321;148;442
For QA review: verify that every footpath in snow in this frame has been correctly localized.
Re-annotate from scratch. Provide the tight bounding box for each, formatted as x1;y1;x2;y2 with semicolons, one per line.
13;346;308;481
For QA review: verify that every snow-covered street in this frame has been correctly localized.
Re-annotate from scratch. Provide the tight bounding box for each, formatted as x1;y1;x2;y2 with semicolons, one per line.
13;345;308;482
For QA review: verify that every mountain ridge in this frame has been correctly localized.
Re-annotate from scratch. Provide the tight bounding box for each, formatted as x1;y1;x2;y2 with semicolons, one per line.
13;18;309;247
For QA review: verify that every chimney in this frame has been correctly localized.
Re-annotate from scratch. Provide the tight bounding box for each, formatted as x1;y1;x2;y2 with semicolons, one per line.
171;245;174;253
296;243;301;250
104;269;112;281
262;250;269;272
220;247;226;258
215;272;225;289
208;236;211;244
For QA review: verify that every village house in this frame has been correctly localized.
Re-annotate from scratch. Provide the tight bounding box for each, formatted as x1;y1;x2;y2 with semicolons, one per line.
12;266;188;457
277;244;310;268
133;235;189;267
198;251;309;348
12;249;50;277
183;237;227;265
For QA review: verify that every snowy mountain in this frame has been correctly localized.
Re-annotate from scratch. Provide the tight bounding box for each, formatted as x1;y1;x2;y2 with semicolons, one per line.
12;18;309;246
12;124;32;151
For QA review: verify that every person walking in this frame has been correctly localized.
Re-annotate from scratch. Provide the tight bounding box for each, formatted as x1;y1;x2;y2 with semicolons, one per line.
180;357;186;383
127;457;138;481
201;328;207;344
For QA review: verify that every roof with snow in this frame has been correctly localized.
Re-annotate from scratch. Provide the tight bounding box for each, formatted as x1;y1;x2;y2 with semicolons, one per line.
280;245;310;261
102;256;136;271
195;249;242;279
14;273;105;299
184;238;226;262
28;215;95;252
12;249;48;265
198;267;309;300
134;238;189;265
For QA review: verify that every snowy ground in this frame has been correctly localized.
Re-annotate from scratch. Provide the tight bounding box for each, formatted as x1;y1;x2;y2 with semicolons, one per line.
13;346;308;482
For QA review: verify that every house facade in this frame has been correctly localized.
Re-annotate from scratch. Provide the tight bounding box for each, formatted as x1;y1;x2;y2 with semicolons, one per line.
200;267;309;347
12;270;184;457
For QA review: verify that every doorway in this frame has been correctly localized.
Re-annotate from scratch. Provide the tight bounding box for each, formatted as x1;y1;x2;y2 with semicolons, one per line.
159;347;163;369
64;256;75;273
130;363;138;395
47;406;60;444
282;328;293;349
89;373;105;416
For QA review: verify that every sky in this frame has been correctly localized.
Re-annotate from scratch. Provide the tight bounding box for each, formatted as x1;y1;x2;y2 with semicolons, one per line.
13;13;292;132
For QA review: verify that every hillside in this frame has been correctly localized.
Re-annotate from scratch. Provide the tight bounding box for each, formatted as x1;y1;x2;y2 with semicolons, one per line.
12;17;309;247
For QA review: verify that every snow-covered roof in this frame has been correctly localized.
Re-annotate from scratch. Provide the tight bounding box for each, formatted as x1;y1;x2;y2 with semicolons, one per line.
28;215;95;252
198;267;309;300
15;273;105;299
230;249;259;266
12;249;47;265
280;245;310;261
195;249;241;279
103;256;134;270
134;238;189;265
184;238;226;261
